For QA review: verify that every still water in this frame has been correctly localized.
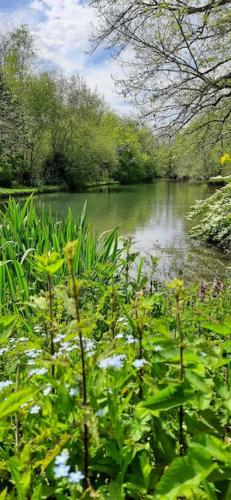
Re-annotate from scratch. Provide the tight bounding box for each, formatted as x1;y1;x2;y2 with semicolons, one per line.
35;180;230;282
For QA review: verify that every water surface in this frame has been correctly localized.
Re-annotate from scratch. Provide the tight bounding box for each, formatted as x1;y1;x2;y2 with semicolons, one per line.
35;180;230;281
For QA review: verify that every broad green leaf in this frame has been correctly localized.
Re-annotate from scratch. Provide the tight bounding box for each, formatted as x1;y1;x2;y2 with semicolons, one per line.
202;322;230;336
0;388;34;419
139;384;194;411
156;452;217;499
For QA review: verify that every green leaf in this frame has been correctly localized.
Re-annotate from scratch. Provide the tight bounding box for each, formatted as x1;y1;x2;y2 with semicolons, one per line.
156;452;217;499
139;384;194;412
0;388;34;419
202;322;230;336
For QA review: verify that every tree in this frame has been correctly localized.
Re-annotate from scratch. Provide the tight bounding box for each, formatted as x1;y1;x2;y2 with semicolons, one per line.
0;72;29;185
91;0;231;135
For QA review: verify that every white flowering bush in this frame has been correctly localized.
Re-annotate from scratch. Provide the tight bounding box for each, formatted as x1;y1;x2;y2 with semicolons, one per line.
188;184;231;251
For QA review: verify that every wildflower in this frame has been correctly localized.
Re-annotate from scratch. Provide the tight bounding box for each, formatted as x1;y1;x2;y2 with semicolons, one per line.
0;380;13;391
0;348;8;355
99;354;126;370
55;449;69;465
87;351;95;358
84;339;95;352
29;405;40;414
27;360;36;366
53;334;66;343
115;333;123;339
199;281;208;301
133;359;147;369
54;464;70;478
117;317;128;325
43;384;52;396
212;278;224;298
69;387;78;397
154;345;163;352
68;470;84;483
17;337;28;343
29;368;48;376
59;342;76;353
96;408;106;417
126;335;137;344
25;349;41;359
34;325;43;333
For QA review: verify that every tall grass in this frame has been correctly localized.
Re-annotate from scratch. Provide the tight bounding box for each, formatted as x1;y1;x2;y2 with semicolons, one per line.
0;196;120;307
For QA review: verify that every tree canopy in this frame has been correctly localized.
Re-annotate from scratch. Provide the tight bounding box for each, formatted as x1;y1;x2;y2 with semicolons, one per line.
91;0;231;135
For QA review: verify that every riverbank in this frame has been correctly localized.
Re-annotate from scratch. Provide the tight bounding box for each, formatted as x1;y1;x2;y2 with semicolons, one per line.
0;185;64;200
208;175;231;186
0;180;121;199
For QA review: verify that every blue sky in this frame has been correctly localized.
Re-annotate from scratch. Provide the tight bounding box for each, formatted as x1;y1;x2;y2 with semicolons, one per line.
0;0;130;114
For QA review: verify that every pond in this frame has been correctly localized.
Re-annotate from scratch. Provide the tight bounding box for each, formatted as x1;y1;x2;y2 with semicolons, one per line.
35;180;230;282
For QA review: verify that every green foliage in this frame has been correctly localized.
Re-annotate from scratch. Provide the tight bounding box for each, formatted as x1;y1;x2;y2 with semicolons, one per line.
0;197;230;497
0;27;157;190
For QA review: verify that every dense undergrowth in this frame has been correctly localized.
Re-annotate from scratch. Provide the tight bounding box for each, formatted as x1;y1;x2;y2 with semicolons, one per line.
0;199;230;499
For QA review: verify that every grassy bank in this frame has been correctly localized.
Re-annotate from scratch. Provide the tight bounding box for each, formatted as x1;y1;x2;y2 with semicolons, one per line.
0;197;230;498
0;185;65;199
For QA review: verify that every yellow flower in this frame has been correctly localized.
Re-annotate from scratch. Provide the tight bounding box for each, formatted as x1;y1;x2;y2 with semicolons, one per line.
220;153;231;166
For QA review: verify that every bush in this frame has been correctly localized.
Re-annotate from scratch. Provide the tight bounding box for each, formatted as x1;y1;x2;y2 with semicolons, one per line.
0;161;12;187
188;184;231;251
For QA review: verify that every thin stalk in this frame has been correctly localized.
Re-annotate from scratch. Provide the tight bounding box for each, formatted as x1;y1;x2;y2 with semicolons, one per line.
135;305;144;400
47;273;55;377
70;263;89;490
110;287;117;340
15;362;20;453
176;297;185;456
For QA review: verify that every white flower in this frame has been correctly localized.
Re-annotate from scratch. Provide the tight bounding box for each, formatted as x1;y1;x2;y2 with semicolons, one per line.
27;360;36;366
34;326;42;333
96;408;106;417
115;333;123;339
17;337;28;343
68;470;84;483
0;348;8;355
118;317;127;324
54;464;70;478
133;359;147;369
69;387;78;397
29;405;40;414
0;380;13;391
53;334;66;343
29;368;48;376
84;339;95;352
154;345;163;353
55;449;69;465
25;349;41;359
43;384;52;396
126;335;137;344
99;354;126;370
87;351;95;358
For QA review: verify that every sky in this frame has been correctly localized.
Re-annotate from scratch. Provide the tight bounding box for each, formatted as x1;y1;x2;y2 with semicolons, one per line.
0;0;130;114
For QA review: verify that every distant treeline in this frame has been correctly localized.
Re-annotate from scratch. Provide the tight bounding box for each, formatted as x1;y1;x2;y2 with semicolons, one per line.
0;26;158;190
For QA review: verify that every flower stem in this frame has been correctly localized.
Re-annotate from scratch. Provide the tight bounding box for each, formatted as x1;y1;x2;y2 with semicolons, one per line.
70;264;89;489
47;273;55;377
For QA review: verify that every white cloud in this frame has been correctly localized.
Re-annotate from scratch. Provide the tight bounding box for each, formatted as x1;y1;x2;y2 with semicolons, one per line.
25;0;130;113
30;0;44;12
0;0;131;114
